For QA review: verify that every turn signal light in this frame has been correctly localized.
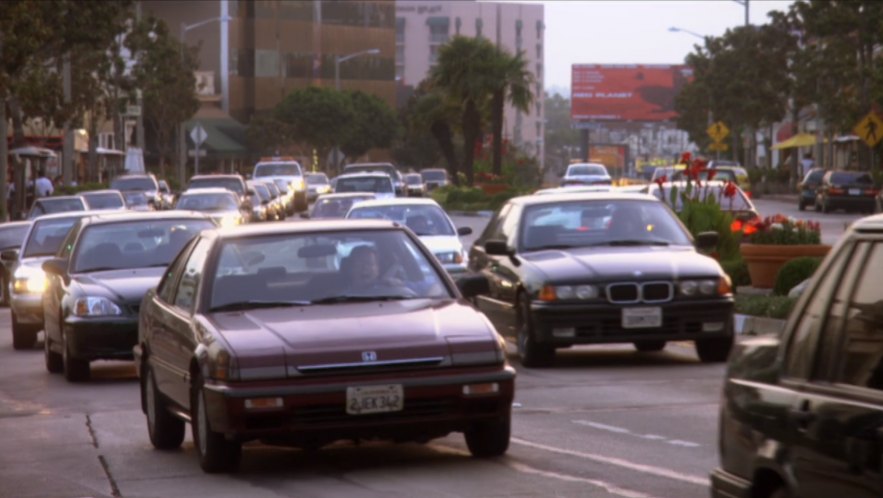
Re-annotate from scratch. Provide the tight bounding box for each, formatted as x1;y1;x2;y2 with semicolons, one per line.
462;382;499;396
718;275;733;296
539;285;557;302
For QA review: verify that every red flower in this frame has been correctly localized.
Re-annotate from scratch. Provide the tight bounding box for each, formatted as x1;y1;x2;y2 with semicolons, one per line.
706;169;717;181
723;181;737;198
654;175;667;187
680;152;692;164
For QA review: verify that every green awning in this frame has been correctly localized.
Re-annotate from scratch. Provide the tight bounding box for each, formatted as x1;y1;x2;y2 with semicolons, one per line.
426;16;449;27
185;118;247;156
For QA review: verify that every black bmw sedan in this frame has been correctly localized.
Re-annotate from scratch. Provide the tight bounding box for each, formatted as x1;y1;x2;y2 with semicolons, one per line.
41;211;215;382
468;192;734;367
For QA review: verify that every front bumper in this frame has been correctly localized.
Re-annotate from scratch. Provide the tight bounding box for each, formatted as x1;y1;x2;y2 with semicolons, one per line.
530;299;734;345
710;468;751;498
10;292;43;326
200;366;516;444
64;316;138;361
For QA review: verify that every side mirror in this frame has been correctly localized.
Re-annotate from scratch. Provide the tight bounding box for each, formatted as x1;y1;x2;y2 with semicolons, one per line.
456;274;490;298
485;240;512;256
42;258;68;277
695;231;719;251
247;188;256;196
457;226;473;236
0;249;19;263
300;212;311;219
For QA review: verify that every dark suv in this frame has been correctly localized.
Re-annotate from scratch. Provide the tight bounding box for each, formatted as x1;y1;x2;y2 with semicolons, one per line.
815;169;877;214
712;214;883;498
110;174;161;208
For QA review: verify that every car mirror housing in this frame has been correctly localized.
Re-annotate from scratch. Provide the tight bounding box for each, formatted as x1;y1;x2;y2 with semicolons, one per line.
42;258;69;283
0;248;19;263
485;240;512;256
457;226;473;236
456;274;490;298
695;231;719;251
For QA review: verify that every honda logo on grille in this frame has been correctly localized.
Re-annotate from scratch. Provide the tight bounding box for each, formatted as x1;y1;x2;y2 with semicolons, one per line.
361;351;378;362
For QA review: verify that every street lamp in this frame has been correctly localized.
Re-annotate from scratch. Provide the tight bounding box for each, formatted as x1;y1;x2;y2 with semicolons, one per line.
668;26;705;40
331;48;380;171
177;15;232;187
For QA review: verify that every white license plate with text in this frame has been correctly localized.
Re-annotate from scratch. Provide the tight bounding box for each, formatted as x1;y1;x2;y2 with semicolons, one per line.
346;384;404;415
622;307;662;329
849;188;861;196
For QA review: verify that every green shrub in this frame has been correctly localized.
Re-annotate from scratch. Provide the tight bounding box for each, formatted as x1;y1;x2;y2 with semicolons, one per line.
720;257;750;288
677;197;741;261
735;294;797;319
773;257;822;296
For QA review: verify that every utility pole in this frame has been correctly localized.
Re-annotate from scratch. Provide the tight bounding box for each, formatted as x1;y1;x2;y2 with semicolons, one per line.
62;53;74;187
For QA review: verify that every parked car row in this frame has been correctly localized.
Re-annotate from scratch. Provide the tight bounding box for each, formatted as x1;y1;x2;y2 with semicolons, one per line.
798;167;878;214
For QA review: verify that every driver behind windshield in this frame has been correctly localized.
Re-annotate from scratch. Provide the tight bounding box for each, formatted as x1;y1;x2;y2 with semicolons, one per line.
341;245;404;290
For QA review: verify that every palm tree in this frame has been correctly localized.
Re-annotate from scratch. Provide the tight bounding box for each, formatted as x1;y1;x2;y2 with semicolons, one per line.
407;80;461;184
431;36;499;185
489;51;534;176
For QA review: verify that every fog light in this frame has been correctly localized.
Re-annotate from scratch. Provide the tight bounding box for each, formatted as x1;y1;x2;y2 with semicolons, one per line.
702;322;725;332
463;382;499;396
552;327;576;338
244;397;283;410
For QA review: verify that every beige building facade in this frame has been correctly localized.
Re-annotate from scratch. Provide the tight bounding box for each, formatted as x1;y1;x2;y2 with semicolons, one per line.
395;0;545;164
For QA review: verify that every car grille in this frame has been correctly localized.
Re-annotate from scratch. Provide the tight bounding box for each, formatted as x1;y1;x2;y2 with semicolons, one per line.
540;305;730;340
606;281;673;304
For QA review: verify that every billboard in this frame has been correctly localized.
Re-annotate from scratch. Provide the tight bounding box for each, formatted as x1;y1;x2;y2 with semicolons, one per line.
571;64;692;122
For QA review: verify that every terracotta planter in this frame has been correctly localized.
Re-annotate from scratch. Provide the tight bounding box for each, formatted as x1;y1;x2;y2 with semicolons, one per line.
477;183;508;195
740;243;831;289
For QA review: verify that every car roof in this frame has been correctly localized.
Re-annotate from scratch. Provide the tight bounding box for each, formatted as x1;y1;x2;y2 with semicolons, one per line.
36;195;86;202
851;213;883;232
315;193;377;200
345;162;395;168
77;210;213;227
207;218;403;240
0;220;32;229
566;162;608;168
348;198;442;209
112;173;156;179
189;174;243;180
181;188;237;195
336;172;394;179
79;189;123;196
511;192;660;206
30;209;104;222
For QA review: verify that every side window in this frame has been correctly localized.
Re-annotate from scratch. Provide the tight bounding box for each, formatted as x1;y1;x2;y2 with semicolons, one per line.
157;238;198;303
173;238;213;312
479;203;512;242
832;242;883;390
782;246;851;379
57;223;80;260
501;204;522;247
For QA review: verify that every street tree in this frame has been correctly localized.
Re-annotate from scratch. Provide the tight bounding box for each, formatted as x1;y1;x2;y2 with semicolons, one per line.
543;92;580;175
340;90;399;160
391;86;445;170
274;86;354;174
488;50;533;176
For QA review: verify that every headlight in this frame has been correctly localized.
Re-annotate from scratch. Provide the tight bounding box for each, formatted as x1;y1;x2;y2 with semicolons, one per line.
678;280;698;296
295;179;305;191
679;277;731;296
539;284;599;301
698;279;719;295
435;251;464;264
575;285;598;299
73;296;122;316
219;214;241;228
13;267;48;294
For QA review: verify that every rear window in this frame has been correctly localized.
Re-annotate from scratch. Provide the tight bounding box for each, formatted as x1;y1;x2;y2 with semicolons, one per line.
335;176;393;194
830;171;872;184
421;170;447;181
24;217;81;257
82;193;124;209
188;177;245;195
111;177;156;191
254;162;302;177
567;165;608;176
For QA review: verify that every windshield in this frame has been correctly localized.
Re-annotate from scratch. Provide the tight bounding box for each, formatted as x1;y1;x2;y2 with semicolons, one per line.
404;175;422;185
176;193;239;211
210;229;451;310
311;196;371;218
123;191;149;206
188;177;244;195
306;173;328;184
111;177;156;191
23;217;82;258
348;204;455;236
567;165;608;176
336;177;393;194
82;193;124;210
254;162;302;177
520;199;692;251
28;198;85;219
73;219;214;273
251;184;271;202
0;224;29;249
831;172;873;185
273;179;290;192
421;170;447;181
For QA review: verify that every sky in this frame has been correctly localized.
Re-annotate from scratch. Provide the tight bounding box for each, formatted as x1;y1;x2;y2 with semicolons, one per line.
502;0;795;96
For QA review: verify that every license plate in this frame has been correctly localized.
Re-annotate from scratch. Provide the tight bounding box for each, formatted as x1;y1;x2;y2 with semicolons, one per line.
622;307;662;329
346;384;404;415
849;188;861;195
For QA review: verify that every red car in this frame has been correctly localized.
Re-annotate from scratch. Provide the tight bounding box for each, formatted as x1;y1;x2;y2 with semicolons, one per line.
134;220;514;472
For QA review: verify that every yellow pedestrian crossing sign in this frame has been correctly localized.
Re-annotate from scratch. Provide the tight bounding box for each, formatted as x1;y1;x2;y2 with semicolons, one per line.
707;121;729;142
854;112;883;147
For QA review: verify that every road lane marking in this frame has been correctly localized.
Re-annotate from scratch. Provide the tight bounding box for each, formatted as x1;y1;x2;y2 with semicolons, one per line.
511;437;710;487
429;443;659;498
572;419;702;449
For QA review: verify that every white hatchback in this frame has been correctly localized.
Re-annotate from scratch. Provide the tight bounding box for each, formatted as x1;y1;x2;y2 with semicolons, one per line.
345;198;472;275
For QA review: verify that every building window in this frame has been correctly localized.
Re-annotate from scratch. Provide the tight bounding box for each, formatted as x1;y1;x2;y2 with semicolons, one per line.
396;18;405;43
455;17;461;36
396;45;404;65
476;18;483;38
536;101;542;115
536;19;544;36
323;2;394;28
536;121;542;137
536;63;543;79
429;45;440;65
536;43;542;59
255;49;279;78
428;17;449;44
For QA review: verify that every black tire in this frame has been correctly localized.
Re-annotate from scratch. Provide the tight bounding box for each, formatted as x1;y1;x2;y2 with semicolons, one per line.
192;374;241;473
44;330;63;373
144;367;185;450
62;328;90;382
516;297;555;367
464;414;510;458
695;336;734;363
634;340;666;352
11;313;36;350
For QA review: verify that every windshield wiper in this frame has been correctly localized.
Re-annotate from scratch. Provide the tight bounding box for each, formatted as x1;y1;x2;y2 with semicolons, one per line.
209;300;310;312
594;239;671;247
310;295;417;305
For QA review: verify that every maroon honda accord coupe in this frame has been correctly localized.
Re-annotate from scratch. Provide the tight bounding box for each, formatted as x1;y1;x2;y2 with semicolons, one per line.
134;219;515;473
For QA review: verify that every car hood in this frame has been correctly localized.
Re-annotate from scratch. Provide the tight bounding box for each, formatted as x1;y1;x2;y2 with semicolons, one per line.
73;267;165;308
519;246;722;282
207;299;498;374
418;235;463;254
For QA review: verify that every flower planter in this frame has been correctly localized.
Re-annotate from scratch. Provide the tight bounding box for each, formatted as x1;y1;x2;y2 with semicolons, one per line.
477;183;508;195
740;243;831;289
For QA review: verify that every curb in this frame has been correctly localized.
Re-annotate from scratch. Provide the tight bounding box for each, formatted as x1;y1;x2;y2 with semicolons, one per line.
734;313;786;336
